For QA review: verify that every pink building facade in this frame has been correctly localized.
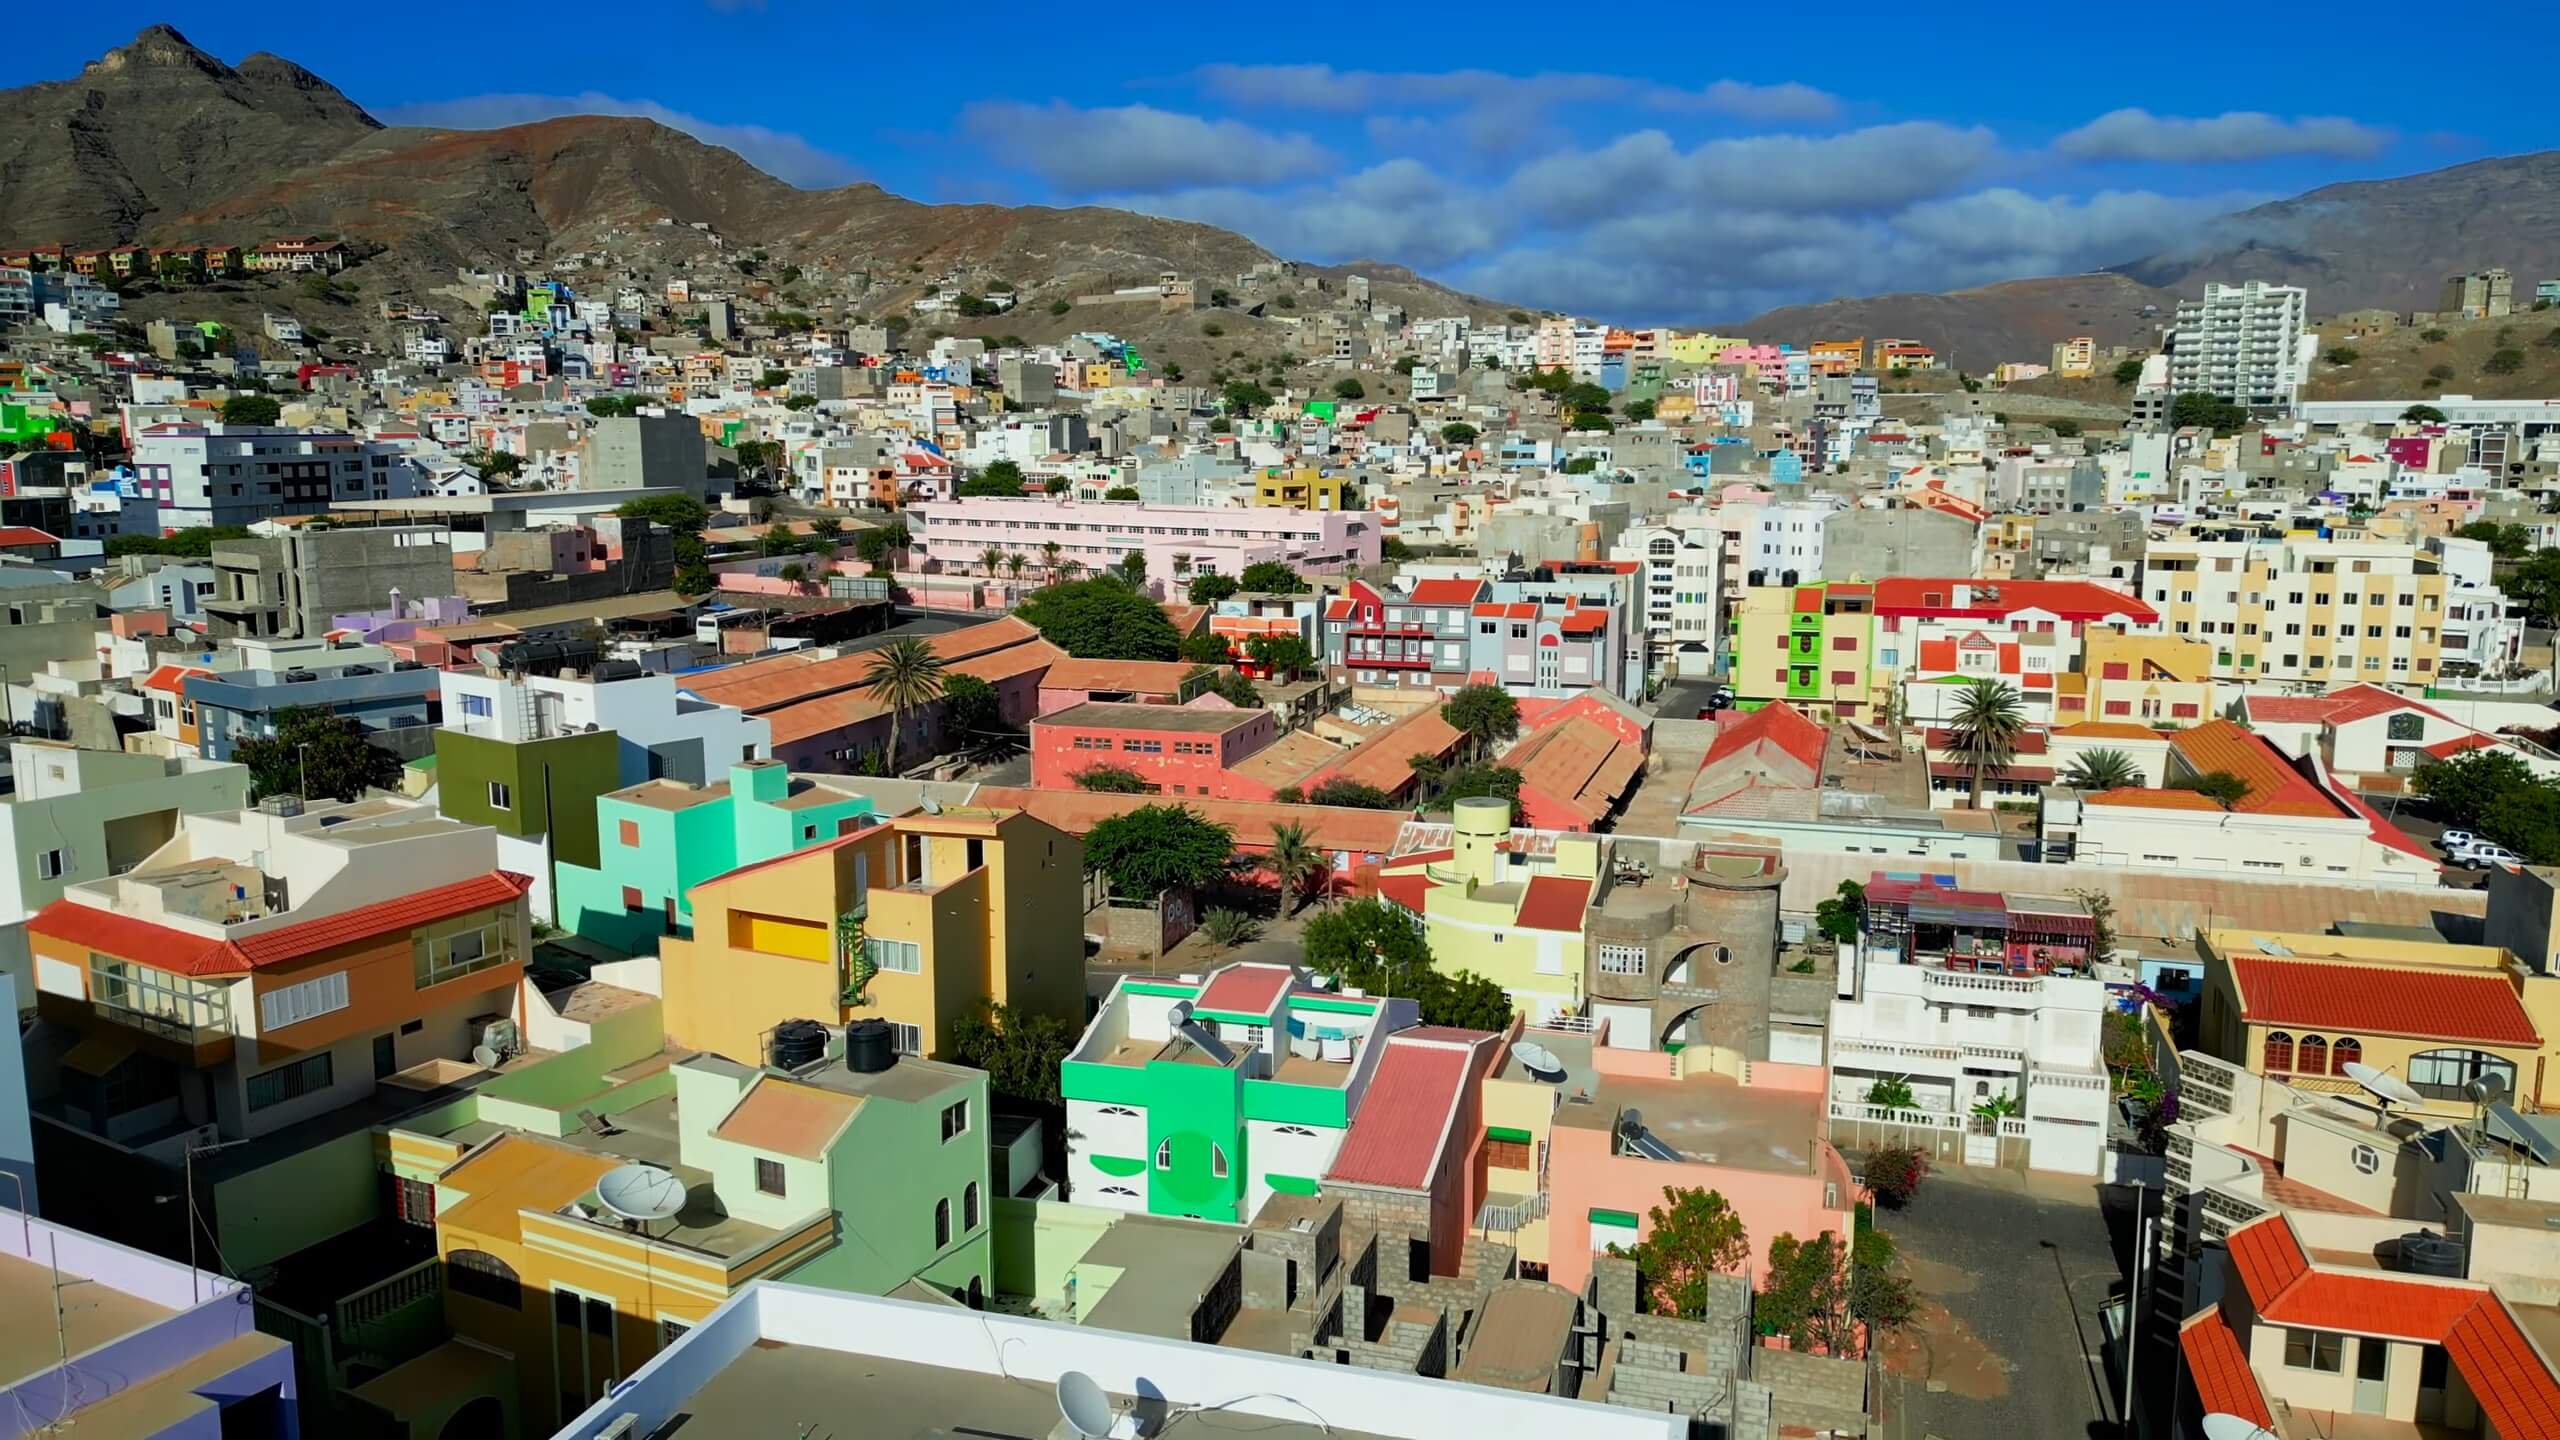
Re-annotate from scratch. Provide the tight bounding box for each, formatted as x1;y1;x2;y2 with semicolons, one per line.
1717;344;1790;385
906;498;1381;584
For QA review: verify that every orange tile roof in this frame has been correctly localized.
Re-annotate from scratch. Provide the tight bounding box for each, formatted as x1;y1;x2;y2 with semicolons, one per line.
1038;657;1200;695
2177;1311;2269;1429
684;616;1045;712
714;1078;863;1160
1514;874;1591;933
2447;1293;2560;1439
28;871;534;977
760;639;1067;745
1304;704;1464;795
1506;714;1644;828
2052;721;2160;741
2228;956;2539;1046
2080;786;2233;810
1407;578;1488;606
2168;719;2341;818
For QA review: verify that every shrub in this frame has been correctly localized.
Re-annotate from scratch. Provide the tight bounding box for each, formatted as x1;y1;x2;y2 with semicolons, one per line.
1863;1144;1930;1209
1865;1075;1916;1110
2483;348;2526;376
2420;327;2448;343
1201;908;1261;947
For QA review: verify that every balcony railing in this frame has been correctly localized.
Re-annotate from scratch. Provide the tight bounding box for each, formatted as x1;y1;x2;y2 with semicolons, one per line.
94;996;228;1045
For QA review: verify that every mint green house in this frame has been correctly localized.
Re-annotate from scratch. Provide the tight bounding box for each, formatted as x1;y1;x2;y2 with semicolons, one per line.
554;759;875;955
1062;962;1418;1223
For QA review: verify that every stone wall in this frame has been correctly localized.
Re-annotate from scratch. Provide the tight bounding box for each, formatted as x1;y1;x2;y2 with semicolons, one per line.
1756;1345;1868;1435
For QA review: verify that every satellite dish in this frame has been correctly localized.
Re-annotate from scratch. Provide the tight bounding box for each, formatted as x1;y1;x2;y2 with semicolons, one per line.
2202;1414;2278;1440
1510;1040;1565;1083
470;1044;501;1070
1056;1370;1115;1440
594;1163;687;1226
2344;1062;2421;1108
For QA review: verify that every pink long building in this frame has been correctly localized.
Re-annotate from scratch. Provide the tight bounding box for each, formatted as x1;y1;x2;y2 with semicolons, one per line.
906;498;1381;590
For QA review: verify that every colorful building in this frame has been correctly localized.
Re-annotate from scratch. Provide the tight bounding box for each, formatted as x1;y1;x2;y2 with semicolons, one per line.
660;805;1087;1067
1727;582;1878;717
1251;468;1359;511
1375;799;1598;1023
554;761;875;955
1030;702;1280;800
1322;577;1484;695
1062;961;1421;1222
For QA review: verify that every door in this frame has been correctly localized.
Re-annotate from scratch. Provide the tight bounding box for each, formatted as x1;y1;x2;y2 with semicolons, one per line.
373;1032;397;1080
2354;1337;2389;1414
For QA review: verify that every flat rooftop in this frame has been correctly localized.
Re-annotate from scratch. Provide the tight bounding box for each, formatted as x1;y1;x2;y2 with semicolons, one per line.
1039;701;1266;734
1557;1073;1824;1176
0;1250;172;1385
1078;1217;1243;1341
644;1341;1401;1440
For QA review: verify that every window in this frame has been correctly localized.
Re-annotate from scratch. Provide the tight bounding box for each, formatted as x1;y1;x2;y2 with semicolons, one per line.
247;1052;333;1111
2295;1034;2327;1076
446;1249;520;1308
888;1021;922;1055
1597;943;1648;976
658;1317;690;1348
2386;712;2425;741
941;1099;970;1142
1155;1139;1173;1170
390;1175;437;1227
36;849;64;881
1210;1143;1229;1179
461;694;494;718
2351;1144;2381;1175
487;781;511;811
963;1181;981;1231
934;1197;952;1248
2263;1031;2294;1073
258;970;350;1031
620;819;640;847
756;1157;786;1196
2328;1037;2360;1075
622;886;644;910
2407;1048;2517;1101
417;919;508;988
2283;1328;2344;1373
865;936;922;975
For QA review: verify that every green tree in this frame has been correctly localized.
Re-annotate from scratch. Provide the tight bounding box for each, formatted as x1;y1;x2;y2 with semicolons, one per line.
1236;561;1307;594
760;522;803;557
2062;748;2141;792
1562;456;1600;475
1814;879;1864;947
2111;358;2144;385
1084;804;1236;900
233;707;399;802
946;998;1077;1107
2506;549;2560;627
219;393;282;426
1104;485;1141;501
2402;404;2447;423
105;525;252;560
2168;392;2249;434
2456;520;2531;560
1186;573;1240;605
2484;347;2527;376
1946;680;2026;810
1434;763;1522;821
1220;379;1276;414
1440;421;1478;445
2169;769;2251;809
616;493;710;531
1442;684;1521;759
783;394;819;411
861;637;948;771
940;672;1001;741
1180;631;1235;665
1016;579;1183;660
2324;346;2360;365
1244;634;1314;678
1434;970;1516;1030
1204;669;1261;707
1865;1075;1915;1109
1073;764;1154;794
1621;1187;1751;1319
1305;778;1399;810
1048;298;1072;316
1115;552;1147;587
1850;1220;1917;1341
1331;377;1366;400
1262;822;1325;914
2050;418;2083;438
1044;475;1071;496
758;368;789;388
1302;898;1431;986
1757;1232;1855;1354
1623;398;1656;422
959;459;1027;498
1381;537;1415;562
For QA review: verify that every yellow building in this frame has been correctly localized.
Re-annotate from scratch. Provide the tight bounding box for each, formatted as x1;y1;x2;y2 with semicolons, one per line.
1376;797;1597;1022
662;806;1087;1067
1253;468;1359;511
2051;336;2096;378
2142;536;2447;687
1807;338;1866;375
1664;332;1749;363
2194;928;2557;1119
2065;630;2218;727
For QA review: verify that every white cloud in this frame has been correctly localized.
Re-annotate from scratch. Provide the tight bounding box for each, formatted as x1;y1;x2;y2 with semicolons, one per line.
2053;108;2389;163
960;102;1331;193
1117;160;1502;270
1190;64;1842;123
1505;122;2002;221
379;93;858;187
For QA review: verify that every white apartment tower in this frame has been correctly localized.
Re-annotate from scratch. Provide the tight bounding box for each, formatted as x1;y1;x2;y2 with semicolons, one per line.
2167;281;2313;411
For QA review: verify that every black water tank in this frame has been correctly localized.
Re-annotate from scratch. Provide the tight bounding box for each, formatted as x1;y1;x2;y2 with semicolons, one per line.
844;1019;896;1074
769;1018;828;1070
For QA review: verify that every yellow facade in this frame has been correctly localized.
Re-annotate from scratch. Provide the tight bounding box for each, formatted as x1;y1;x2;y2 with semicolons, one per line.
1665;332;1749;363
2144;538;2446;687
2195;929;2559;1119
1408;804;1596;1021
662;808;1087;1068
1253;469;1358;511
2074;630;2217;727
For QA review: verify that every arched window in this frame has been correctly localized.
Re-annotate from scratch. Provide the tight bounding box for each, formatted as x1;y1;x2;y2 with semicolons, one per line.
2329;1037;2361;1076
1154;1139;1172;1170
2296;1035;2328;1076
2263;1031;2294;1073
445;1249;521;1309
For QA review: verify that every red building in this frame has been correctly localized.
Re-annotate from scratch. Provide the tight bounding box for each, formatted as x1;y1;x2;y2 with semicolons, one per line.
1030;701;1280;800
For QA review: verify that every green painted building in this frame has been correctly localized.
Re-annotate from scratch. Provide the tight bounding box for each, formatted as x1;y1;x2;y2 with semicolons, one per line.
434;725;619;871
1062;963;1418;1223
553;759;875;955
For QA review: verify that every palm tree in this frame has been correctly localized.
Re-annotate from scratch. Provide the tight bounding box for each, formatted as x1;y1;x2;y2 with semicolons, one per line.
2062;748;2140;793
1263;822;1324;915
1946;679;2027;811
1408;753;1447;795
861;637;948;773
979;546;1004;578
1040;540;1063;581
1056;558;1084;584
1005;553;1028;587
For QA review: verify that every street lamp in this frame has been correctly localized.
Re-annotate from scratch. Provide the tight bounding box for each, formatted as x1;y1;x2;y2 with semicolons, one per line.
297;741;312;800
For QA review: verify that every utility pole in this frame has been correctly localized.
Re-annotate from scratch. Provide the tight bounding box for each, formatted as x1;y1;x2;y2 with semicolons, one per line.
2122;1193;2152;1439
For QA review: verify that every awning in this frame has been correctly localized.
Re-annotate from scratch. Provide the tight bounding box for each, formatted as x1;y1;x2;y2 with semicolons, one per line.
62;1028;139;1078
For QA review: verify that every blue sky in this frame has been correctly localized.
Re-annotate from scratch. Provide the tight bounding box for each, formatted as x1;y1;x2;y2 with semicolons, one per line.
9;4;2537;323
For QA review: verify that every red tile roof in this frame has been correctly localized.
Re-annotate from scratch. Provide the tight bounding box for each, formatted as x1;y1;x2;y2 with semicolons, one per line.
2320;682;2450;727
2168;720;2341;818
2330;784;2440;863
1707;702;1827;773
2425;732;2500;760
1406;578;1488;606
141;663;214;695
2228;956;2538;1046
1193;963;1295;1017
1870;577;2156;623
1372;871;1434;914
30;871;534;977
1514;874;1591;933
2240;693;2343;725
1324;1031;1491;1191
0;526;59;547
2177;1311;2269;1429
2447;1293;2560;1440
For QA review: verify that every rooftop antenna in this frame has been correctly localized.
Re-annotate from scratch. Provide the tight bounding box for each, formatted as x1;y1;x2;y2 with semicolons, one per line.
594;1162;686;1238
2344;1061;2421;1115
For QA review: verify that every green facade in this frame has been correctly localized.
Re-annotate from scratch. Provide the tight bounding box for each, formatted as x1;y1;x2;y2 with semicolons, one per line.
1785;591;1826;702
433;727;620;869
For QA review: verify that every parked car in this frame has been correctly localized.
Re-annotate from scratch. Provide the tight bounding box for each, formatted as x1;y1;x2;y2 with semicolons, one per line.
2452;841;2521;869
2440;829;2478;852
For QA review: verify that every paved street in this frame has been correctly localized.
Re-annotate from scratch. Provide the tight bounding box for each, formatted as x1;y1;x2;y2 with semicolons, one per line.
1870;1163;2136;1440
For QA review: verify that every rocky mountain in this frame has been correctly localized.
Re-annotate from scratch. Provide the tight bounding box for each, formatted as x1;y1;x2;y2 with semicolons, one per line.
1744;150;2560;363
